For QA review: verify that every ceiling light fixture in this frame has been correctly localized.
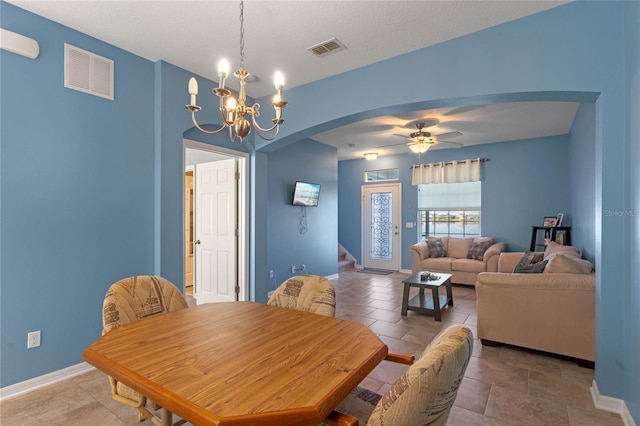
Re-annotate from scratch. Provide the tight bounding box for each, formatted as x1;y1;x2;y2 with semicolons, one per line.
407;122;433;154
408;143;430;154
364;152;379;160
185;0;287;142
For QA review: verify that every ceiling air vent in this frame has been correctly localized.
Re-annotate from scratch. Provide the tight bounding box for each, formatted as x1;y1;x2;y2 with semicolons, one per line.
64;43;114;100
308;38;346;57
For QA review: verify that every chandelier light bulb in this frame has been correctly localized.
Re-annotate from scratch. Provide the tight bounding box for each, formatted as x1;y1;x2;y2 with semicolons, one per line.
218;59;230;88
188;77;198;106
274;71;285;90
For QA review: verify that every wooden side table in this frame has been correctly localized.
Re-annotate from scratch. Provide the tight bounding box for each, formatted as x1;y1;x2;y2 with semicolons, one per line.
530;226;571;251
401;272;453;321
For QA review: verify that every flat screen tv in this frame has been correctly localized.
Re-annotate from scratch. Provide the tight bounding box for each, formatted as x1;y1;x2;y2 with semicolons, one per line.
292;181;321;207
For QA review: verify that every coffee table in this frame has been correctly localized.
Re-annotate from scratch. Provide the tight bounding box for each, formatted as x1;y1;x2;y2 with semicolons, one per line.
401;272;453;321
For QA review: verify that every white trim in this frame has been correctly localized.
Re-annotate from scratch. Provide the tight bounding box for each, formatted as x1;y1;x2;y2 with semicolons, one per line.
183;139;250;303
325;273;340;281
591;380;636;426
0;362;95;401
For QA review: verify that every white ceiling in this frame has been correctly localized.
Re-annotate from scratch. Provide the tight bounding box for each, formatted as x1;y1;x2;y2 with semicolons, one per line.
7;0;576;160
313;101;580;160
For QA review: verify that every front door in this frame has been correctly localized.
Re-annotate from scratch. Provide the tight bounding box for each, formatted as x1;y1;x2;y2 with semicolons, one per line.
362;184;401;271
194;159;237;304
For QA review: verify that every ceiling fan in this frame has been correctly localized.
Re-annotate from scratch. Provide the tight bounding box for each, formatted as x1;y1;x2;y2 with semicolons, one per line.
380;122;464;153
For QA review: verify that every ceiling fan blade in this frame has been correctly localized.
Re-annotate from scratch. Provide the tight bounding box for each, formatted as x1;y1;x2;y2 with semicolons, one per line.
433;140;464;148
377;140;411;148
432;131;462;139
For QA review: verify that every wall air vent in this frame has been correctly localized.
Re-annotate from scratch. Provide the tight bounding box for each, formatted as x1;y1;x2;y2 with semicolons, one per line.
64;43;114;100
307;38;346;57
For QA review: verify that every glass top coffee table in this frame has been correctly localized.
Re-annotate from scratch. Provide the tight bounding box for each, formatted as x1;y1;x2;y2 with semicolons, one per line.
401;272;453;321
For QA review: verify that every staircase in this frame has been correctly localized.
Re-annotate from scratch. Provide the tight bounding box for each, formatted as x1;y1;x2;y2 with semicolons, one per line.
338;243;356;272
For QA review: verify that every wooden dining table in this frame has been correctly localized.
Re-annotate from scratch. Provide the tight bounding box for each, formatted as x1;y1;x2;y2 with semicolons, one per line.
83;301;388;426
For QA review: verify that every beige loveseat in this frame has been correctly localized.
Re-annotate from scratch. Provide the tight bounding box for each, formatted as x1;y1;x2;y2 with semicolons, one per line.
410;237;506;285
476;242;595;365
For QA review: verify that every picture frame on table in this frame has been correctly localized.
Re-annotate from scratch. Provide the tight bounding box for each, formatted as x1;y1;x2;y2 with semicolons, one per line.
556;213;564;227
543;216;558;227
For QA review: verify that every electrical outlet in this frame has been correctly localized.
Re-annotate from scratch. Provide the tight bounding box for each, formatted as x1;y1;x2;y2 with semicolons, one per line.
301;264;306;271
268;270;274;278
291;265;297;273
27;330;41;349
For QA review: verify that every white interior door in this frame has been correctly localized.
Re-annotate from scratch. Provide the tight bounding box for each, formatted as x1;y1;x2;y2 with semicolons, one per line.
194;159;237;304
362;184;401;271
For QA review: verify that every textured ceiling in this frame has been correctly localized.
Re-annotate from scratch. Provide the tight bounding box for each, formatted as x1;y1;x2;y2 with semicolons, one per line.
7;0;576;160
7;0;570;98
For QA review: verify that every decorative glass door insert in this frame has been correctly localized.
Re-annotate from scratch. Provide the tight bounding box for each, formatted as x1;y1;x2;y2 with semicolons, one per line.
370;192;392;259
362;184;401;271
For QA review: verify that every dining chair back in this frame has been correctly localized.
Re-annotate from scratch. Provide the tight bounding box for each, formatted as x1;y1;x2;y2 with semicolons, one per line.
267;275;336;317
102;275;188;425
327;324;473;426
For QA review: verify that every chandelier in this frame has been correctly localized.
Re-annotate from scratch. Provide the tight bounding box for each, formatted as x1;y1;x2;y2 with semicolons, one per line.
185;0;287;142
407;123;433;153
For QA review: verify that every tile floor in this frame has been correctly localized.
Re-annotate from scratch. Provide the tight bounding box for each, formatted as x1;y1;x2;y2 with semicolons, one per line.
0;269;623;425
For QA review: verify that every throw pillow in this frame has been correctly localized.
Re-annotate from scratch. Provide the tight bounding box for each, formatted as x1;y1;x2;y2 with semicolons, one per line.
467;240;493;261
544;254;594;274
514;260;548;273
543;241;580;261
518;251;544;266
426;239;447;258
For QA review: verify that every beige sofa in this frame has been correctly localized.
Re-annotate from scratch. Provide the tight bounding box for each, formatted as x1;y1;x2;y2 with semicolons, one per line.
476;243;595;365
410;237;506;285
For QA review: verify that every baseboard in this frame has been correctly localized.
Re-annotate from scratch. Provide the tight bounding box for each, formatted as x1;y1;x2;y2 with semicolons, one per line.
591;380;636;426
399;268;412;274
0;362;95;402
325;273;340;280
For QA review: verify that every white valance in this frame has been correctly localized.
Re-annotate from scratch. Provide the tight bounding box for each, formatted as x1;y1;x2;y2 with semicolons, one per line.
412;158;483;185
411;162;443;185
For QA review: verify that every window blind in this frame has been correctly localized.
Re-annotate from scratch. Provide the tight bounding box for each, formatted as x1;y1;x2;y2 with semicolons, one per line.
417;181;481;210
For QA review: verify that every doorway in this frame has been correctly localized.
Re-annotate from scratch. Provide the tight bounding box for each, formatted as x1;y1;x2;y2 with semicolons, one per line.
362;184;402;271
184;139;249;303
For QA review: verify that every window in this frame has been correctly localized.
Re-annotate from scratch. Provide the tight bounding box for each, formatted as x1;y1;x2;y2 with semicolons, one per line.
417;181;481;238
364;169;399;182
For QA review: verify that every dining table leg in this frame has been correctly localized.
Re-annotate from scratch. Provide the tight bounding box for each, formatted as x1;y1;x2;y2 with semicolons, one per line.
160;407;172;426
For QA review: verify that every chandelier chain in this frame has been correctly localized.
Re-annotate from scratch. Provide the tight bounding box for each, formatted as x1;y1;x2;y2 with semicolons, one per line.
185;0;287;142
239;0;245;70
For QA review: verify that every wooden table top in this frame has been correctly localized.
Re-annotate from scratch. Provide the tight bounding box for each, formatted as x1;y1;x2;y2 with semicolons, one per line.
403;272;452;287
83;301;388;425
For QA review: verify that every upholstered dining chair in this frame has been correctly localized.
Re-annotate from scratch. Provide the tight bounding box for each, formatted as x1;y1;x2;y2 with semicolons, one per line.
325;325;474;426
267;275;336;317
102;275;188;425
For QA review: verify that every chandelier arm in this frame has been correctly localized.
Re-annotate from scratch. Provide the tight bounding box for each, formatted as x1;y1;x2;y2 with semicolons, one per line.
191;111;228;135
251;121;281;141
250;108;282;133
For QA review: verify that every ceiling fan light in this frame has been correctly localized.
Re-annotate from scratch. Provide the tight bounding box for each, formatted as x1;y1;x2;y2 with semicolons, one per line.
409;143;430;154
364;152;378;160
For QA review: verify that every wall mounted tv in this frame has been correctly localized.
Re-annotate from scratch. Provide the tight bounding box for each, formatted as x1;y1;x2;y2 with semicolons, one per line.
292;181;321;207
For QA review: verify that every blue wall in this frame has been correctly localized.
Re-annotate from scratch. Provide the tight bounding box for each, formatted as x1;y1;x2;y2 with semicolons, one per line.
338;136;571;270
569;103;596;263
624;0;640;420
266;139;338;292
1;2;156;385
1;1;638;419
